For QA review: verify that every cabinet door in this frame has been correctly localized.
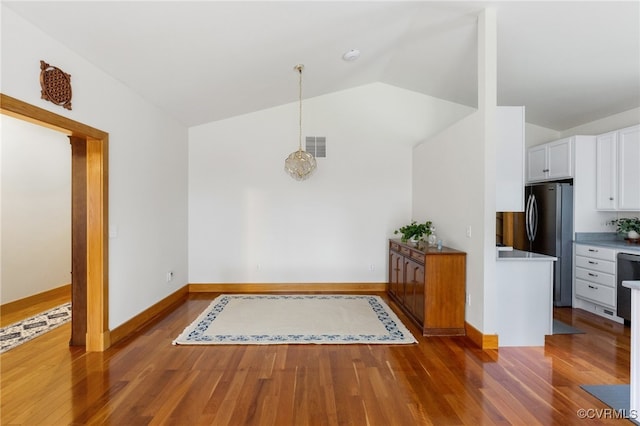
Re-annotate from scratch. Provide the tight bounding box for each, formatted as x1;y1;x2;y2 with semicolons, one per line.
389;251;404;300
547;138;573;179
527;145;548;182
617;125;640;210
412;262;425;323
596;131;617;210
404;258;415;313
405;259;424;321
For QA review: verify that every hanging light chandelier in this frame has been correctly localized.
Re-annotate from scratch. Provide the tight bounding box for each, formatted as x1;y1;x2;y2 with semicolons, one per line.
284;64;317;181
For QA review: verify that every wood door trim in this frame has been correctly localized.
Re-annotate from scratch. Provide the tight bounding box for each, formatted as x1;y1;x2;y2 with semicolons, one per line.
69;136;87;346
1;93;110;351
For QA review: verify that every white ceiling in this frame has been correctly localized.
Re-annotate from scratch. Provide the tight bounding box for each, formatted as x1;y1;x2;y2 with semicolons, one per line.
4;1;639;131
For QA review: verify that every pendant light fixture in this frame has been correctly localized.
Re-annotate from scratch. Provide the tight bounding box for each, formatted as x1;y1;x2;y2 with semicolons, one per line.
284;64;317;181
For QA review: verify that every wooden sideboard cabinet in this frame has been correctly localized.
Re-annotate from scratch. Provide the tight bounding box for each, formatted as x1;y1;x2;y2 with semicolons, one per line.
388;239;466;336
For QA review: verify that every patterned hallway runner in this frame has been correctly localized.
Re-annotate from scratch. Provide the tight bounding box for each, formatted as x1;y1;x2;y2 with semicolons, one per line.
0;303;71;353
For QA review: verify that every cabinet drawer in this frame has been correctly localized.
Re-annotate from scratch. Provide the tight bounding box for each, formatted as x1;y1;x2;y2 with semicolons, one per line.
576;279;616;307
575;267;615;288
390;242;401;252
575;245;617;261
410;250;424;264
400;246;411;256
575;255;616;275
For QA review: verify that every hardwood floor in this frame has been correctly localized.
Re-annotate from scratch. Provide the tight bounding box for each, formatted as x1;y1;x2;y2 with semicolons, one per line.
0;292;632;425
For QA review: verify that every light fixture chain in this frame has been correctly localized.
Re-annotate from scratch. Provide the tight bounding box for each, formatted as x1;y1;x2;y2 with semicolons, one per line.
298;66;303;152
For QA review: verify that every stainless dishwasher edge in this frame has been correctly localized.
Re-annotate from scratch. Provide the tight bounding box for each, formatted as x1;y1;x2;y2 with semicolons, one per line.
617;252;640;323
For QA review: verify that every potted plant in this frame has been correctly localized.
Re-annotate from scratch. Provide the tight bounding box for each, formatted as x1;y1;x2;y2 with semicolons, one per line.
609;217;640;240
394;220;433;244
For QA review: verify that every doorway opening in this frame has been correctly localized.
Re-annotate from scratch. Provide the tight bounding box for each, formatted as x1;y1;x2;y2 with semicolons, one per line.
1;93;110;351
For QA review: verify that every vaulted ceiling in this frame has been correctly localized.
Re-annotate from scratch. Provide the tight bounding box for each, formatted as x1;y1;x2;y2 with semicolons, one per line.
4;1;639;131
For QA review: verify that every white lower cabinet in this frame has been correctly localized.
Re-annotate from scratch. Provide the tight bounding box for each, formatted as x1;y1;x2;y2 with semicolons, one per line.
575;255;616;275
575;279;616;307
573;244;622;323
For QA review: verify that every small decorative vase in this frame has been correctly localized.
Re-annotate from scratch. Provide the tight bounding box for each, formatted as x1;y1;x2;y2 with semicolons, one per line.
427;226;437;246
628;230;640;240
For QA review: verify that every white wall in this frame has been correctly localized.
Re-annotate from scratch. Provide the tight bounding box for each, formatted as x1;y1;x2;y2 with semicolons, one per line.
525;107;640;148
1;115;71;303
1;6;189;329
188;83;474;284
525;122;560;148
413;112;488;329
561;107;640;138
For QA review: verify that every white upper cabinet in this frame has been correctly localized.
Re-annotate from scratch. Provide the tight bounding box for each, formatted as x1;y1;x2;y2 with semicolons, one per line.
596;126;640;211
527;145;547;182
598;125;640;211
547;138;573;179
527;137;573;183
618;125;640;210
496;106;525;212
596;131;617;210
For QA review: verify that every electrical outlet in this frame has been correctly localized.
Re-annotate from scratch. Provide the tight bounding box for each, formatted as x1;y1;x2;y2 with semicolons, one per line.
166;271;174;282
466;293;471;306
466;225;472;238
370;264;375;272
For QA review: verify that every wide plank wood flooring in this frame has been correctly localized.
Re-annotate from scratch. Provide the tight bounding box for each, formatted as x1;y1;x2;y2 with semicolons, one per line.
0;292;632;425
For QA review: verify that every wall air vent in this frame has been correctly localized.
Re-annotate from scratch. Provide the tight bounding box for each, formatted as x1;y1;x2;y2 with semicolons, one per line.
305;136;326;158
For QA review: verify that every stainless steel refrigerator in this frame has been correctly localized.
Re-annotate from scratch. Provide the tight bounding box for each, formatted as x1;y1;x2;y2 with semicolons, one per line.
517;182;574;307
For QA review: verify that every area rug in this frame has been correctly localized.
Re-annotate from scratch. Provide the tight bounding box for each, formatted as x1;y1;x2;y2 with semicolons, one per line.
0;303;71;354
581;384;638;424
172;294;417;345
552;319;585;335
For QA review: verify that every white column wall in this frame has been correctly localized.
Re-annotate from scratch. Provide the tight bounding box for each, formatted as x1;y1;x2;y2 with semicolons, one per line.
412;9;499;333
413;112;487;328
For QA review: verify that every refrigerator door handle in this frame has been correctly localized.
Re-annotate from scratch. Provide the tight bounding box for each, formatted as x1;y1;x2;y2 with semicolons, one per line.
531;195;538;241
525;194;534;241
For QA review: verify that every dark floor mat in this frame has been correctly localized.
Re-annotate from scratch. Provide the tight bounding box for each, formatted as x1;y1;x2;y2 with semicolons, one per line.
552;319;585;335
581;384;638;424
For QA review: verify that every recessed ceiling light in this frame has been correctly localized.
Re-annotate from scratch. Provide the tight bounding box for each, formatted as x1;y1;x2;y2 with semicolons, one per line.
342;49;361;61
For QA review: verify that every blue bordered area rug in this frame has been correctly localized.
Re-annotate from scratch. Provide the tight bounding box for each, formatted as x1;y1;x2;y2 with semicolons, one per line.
172;294;417;345
0;303;71;353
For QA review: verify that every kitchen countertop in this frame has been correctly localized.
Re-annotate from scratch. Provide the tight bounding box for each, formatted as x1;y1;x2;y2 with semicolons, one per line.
623;281;640;290
496;249;557;261
574;232;640;253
